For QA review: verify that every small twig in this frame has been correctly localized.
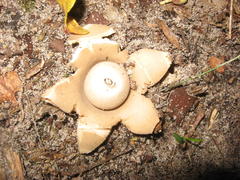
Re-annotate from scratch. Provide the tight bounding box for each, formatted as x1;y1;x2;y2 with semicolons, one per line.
80;148;133;175
210;136;225;164
187;110;205;137
19;86;25;122
160;78;194;92
161;54;240;92
228;0;234;39
25;94;44;146
168;147;177;180
187;151;193;164
191;0;197;13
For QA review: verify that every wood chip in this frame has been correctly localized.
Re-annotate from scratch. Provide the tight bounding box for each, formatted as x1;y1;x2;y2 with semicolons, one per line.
228;77;236;84
208;108;219;129
156;19;180;49
187;85;208;96
187;108;205;136
0;71;22;105
23;34;33;58
25;59;45;79
192;111;205;130
168;87;198;125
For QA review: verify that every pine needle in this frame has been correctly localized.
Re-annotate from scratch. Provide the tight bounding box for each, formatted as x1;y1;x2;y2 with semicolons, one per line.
161;54;240;92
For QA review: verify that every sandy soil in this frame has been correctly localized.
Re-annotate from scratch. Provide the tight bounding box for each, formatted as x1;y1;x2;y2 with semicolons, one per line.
0;0;240;179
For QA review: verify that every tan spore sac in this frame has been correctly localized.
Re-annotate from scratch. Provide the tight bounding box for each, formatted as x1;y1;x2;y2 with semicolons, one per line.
83;61;130;110
42;37;172;154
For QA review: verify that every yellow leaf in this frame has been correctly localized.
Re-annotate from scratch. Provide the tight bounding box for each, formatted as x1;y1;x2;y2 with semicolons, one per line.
56;0;89;35
66;17;89;34
56;0;75;15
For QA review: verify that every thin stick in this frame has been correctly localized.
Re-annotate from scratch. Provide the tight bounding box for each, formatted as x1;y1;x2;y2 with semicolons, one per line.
228;0;234;39
160;54;240;92
80;148;133;175
211;136;224;161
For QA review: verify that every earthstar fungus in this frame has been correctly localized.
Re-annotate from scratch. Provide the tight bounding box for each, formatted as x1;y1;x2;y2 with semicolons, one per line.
42;33;172;154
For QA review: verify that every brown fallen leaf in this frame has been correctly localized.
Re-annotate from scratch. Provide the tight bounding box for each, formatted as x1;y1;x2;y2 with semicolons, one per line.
3;148;25;180
0;71;22;105
156;19;180;49
25;59;45;79
208;56;225;73
49;38;65;52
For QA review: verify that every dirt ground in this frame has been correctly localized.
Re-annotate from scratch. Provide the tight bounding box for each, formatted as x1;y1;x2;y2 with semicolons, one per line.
0;0;240;179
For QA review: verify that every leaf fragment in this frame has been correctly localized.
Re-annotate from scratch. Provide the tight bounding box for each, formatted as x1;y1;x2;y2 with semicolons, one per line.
56;0;75;16
173;133;203;144
156;19;180;49
208;56;225;73
66;17;89;34
0;71;22;105
160;0;188;5
25;59;45;79
173;133;185;144
185;137;203;143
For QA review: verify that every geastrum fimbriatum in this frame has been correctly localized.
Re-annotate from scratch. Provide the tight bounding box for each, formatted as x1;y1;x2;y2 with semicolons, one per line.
42;36;171;154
